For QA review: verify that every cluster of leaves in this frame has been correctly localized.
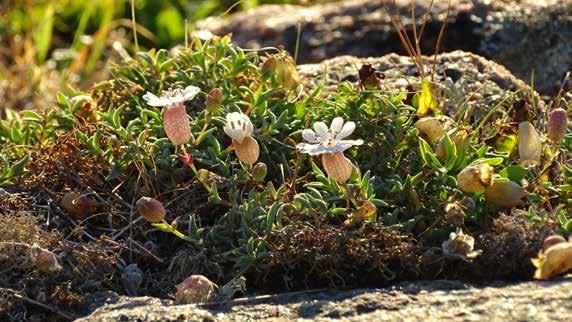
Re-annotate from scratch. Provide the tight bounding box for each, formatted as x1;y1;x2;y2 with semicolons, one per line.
0;36;570;289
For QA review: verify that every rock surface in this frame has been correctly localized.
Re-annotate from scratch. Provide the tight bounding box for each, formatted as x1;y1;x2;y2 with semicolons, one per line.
77;278;572;321
297;50;538;121
195;0;572;95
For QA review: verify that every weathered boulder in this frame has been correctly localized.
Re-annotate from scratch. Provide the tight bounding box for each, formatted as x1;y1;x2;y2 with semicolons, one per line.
195;0;571;94
77;279;572;321
297;50;539;122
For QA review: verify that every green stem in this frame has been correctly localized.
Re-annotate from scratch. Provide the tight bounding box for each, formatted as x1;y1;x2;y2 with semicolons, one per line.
193;115;211;146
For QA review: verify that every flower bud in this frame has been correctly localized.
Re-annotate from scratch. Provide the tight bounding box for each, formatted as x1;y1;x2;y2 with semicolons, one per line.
163;103;191;145
321;152;354;183
518;121;541;167
456;163;493;193
484;181;526;208
252;162;267;182
136;197;166;223
233;136;260;165
547;108;568;142
542;235;566;252
204;88;223;114
30;244;62;274
175;275;217;304
414;116;455;143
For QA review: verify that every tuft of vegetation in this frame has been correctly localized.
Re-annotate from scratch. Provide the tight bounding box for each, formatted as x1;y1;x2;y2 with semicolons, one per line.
0;29;570;321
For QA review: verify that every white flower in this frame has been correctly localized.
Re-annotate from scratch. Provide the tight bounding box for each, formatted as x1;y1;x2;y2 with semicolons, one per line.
223;112;254;143
142;85;201;107
297;117;363;155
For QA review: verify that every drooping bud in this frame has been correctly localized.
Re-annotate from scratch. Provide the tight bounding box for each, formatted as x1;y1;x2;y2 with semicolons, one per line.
532;242;572;280
547;108;568;142
163;103;191;145
30;244;62;274
321;152;354;183
175;275;217;304
518;121;541;167
136;197;166;223
204;88;223;114
456;163;493;193
252;162;267;182
542;235;566;252
414;116;455;143
484;181;526;208
233;136;260;165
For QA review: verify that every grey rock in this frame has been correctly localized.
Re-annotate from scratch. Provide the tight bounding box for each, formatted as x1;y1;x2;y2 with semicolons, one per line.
195;0;572;94
297;50;538;122
77;278;572;321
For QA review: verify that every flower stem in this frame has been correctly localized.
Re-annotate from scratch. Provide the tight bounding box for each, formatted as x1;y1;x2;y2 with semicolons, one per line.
189;163;212;193
193;114;212;146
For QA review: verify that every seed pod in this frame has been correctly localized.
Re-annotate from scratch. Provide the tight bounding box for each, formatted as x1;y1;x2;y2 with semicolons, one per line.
547;108;568;142
204;88;223;114
518;121;541;167
542;235;566;252
233;136;260;165
414;116;455;142
30;244;62;274
261;54;300;89
252;162;267;182
163;102;191;145
175;275;217;304
321;152;354;183
61;192;98;220
136;197;166;223
442;229;480;258
484;181;526;208
456;163;493;193
344;200;377;227
532;242;572;280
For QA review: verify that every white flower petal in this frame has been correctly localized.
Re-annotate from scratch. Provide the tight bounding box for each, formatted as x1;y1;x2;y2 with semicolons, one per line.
330;117;344;137
313;122;329;143
297;143;329;156
302;129;320;143
336;121;356;140
333;139;363;152
224;112;253;142
182;85;201;101
142;92;167;106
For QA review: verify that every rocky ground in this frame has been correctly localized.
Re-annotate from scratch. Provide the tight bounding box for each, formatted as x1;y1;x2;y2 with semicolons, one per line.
195;0;572;95
79;278;572;321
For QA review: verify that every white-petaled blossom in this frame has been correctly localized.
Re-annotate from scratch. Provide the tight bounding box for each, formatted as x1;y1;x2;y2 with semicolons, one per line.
223;112;259;165
142;85;201;107
297;117;363;156
142;85;200;145
223;112;254;143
